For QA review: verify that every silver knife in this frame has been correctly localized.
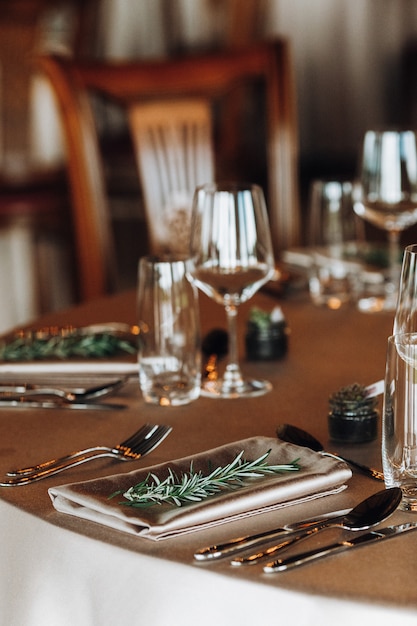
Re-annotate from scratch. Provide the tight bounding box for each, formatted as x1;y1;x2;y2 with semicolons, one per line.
193;509;351;561
263;522;417;573
0;399;126;410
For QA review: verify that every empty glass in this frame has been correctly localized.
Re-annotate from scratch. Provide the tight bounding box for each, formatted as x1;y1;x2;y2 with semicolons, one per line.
394;244;417;334
137;256;201;406
383;333;417;511
307;179;360;308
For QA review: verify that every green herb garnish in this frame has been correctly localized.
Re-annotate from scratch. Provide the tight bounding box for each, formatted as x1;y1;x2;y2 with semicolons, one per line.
110;450;301;508
0;332;137;361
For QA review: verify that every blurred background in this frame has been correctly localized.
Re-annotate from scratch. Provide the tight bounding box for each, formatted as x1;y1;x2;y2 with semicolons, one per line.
1;0;417;331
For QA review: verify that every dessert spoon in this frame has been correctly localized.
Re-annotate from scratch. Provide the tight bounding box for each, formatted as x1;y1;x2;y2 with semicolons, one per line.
230;487;402;565
195;487;401;562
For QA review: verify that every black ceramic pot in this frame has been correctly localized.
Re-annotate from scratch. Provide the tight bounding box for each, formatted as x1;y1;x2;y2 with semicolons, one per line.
328;396;378;443
245;321;288;361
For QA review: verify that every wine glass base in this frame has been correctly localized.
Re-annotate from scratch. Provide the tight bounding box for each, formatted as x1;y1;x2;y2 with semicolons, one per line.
200;378;272;399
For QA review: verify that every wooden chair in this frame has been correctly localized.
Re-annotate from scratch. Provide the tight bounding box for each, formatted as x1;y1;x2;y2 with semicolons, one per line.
128;99;214;256
38;39;300;301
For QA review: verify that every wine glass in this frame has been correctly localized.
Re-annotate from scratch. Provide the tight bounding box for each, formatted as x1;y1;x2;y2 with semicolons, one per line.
188;182;275;398
353;130;417;312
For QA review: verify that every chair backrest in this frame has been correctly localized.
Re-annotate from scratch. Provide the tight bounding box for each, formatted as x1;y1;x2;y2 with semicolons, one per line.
128;99;214;256
38;39;300;301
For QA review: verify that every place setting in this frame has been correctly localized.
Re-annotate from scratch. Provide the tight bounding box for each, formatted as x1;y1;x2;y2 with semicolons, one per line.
1;172;417;611
0;322;141;410
0;179;412;544
3;415;411;575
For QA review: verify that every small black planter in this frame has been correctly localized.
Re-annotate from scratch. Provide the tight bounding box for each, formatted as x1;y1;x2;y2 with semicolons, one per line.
328;395;378;443
245;321;288;361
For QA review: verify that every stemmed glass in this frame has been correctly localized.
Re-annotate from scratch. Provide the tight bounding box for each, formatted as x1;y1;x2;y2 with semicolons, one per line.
188;182;275;398
353;130;417;312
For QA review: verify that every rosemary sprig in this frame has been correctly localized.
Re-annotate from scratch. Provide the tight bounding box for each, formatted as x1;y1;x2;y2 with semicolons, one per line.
110;450;301;508
0;332;137;361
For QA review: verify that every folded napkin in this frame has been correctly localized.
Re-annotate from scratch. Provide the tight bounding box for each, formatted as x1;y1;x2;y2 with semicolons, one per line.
0;322;138;381
49;437;352;540
0;359;138;379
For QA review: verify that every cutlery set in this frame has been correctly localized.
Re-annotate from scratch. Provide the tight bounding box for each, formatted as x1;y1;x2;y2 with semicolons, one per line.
263;522;417;572
0;378;130;409
229;488;402;566
195;488;409;573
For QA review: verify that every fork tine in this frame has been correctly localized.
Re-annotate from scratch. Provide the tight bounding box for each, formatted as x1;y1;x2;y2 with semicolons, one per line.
118;424;156;449
131;425;172;458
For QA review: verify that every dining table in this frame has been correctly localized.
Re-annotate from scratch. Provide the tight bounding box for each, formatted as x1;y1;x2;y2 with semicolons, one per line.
0;280;416;626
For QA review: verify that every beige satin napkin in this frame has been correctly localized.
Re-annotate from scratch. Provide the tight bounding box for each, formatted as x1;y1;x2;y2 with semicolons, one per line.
49;437;352;541
0;359;138;380
0;322;138;381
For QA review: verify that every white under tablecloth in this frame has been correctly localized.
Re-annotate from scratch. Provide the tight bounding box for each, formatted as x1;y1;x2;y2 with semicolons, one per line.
2;499;416;626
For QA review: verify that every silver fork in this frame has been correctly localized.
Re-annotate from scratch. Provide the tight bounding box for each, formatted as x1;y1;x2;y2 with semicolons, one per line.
1;423;172;486
0;377;128;404
7;423;156;476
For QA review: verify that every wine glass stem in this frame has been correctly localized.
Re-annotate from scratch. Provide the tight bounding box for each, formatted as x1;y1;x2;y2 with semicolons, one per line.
387;230;401;292
223;304;244;391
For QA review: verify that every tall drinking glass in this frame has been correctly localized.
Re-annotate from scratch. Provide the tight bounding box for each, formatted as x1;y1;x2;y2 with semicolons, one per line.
307;179;360;308
383;333;417;511
394;244;417;334
137;256;201;406
353;130;417;312
188;182;275;398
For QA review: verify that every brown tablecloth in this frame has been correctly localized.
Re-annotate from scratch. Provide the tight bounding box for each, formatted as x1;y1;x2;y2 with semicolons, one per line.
2;286;416;620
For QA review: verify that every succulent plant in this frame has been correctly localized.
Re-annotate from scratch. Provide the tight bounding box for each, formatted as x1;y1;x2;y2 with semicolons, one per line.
329;382;377;414
248;306;285;331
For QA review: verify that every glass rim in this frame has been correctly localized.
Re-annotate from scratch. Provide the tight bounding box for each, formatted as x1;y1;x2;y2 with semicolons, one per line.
404;243;417;255
194;181;263;194
139;254;189;266
388;332;417;344
362;127;417;137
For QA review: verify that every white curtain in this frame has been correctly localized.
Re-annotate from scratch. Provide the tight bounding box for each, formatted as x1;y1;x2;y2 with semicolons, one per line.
265;0;417;160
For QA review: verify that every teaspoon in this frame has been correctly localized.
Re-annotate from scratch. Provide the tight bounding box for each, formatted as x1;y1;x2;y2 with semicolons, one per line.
276;423;384;481
231;487;402;565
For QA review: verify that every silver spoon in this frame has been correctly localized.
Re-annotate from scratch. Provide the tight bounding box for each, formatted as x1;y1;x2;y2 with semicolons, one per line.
0;377;127;404
231;487;402;565
276;423;384;481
